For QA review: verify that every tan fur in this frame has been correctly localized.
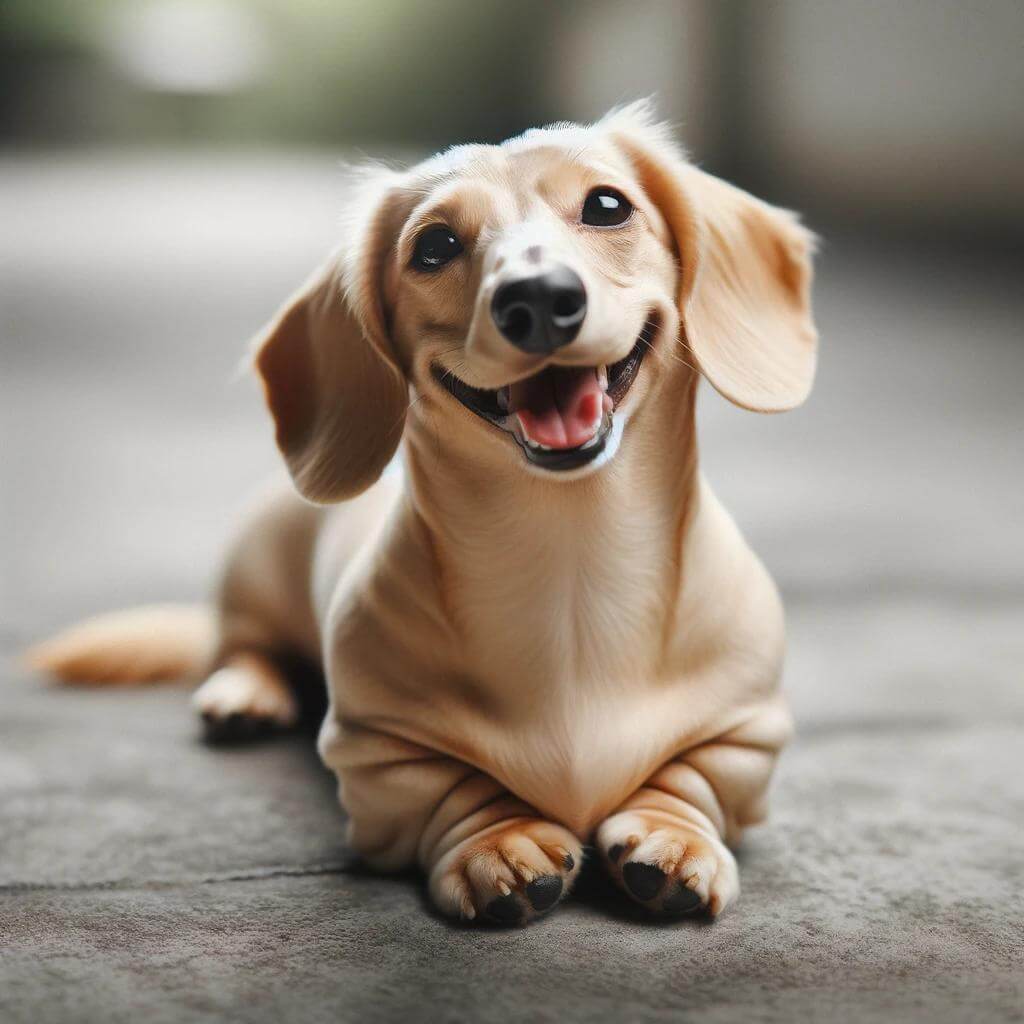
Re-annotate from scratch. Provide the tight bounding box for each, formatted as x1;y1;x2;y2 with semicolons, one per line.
26;604;214;684
32;102;817;924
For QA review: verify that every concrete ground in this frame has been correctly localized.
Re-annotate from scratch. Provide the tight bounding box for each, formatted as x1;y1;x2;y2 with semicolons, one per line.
2;152;1022;1023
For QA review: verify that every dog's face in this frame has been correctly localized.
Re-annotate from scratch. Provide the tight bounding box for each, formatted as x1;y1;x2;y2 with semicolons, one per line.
387;134;678;476
254;102;817;501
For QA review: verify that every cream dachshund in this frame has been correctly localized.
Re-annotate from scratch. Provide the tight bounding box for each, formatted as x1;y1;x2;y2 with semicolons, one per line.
30;101;818;926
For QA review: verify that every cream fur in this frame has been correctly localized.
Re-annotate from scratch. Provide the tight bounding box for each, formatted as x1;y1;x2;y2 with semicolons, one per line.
32;102;817;926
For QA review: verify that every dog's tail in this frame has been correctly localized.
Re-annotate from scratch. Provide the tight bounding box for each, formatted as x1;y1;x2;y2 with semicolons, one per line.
25;604;215;685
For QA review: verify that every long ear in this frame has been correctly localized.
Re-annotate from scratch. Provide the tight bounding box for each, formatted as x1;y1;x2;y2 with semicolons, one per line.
253;175;409;502
605;102;818;412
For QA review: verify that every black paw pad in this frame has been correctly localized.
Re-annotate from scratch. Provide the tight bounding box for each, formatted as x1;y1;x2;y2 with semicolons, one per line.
662;882;703;916
608;844;626;865
201;711;269;745
525;875;563;912
623;861;665;902
485;893;524;926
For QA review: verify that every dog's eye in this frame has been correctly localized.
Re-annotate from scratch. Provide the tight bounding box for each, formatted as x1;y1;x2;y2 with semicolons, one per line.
412;225;463;271
581;187;633;227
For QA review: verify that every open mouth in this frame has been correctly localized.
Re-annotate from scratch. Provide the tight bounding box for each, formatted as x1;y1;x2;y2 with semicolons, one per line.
431;317;657;472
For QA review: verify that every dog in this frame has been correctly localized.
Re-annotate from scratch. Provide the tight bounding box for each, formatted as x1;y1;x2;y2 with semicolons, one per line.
29;101;818;926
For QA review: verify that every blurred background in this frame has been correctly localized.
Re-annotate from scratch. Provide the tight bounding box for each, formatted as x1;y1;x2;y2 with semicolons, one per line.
3;0;1022;632
4;0;1023;229
2;3;1023;1019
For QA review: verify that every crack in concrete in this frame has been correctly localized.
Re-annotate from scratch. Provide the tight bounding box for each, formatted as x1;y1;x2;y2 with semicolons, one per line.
0;861;353;895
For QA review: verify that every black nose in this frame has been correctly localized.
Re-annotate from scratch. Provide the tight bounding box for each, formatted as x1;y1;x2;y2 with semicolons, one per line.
491;266;587;354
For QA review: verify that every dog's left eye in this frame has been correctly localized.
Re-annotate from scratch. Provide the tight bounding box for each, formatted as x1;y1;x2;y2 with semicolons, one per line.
581;187;633;227
412;225;463;271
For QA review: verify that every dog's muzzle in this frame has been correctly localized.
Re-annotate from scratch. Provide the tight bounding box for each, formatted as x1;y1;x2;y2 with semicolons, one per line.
432;316;658;474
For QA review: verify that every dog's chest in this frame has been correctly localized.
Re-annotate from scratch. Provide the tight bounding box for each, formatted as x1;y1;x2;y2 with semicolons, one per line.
494;683;691;834
450;509;674;690
439;517;686;830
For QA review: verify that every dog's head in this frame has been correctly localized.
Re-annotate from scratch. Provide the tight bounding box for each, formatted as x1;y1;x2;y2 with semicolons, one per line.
254;101;817;501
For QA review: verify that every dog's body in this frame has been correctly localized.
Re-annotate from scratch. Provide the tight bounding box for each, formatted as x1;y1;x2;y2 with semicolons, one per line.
31;103;816;925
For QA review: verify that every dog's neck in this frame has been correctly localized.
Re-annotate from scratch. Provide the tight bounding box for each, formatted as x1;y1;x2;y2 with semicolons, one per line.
403;375;700;687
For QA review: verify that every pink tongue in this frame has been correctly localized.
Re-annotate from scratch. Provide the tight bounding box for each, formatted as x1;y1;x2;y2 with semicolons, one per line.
510;367;605;449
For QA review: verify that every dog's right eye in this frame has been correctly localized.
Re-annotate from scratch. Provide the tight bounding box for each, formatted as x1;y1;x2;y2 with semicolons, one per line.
411;225;463;271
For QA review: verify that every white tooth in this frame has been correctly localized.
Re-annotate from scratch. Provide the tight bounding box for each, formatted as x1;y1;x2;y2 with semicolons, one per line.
597;364;608;390
582;413;611;449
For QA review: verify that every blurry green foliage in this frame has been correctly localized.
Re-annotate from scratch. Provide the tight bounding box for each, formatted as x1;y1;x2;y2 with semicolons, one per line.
1;0;561;146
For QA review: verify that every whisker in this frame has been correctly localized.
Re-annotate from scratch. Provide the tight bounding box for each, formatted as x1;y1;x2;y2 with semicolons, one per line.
641;335;699;376
444;360;469;385
434;344;466;362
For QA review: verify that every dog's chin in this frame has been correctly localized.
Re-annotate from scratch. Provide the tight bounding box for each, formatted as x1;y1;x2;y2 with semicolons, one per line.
430;317;657;476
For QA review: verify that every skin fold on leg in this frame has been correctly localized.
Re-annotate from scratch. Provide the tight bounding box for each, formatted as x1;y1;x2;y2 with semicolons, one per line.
320;719;582;926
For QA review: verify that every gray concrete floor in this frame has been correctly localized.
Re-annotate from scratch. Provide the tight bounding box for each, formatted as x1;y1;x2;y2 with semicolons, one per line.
2;152;1023;1023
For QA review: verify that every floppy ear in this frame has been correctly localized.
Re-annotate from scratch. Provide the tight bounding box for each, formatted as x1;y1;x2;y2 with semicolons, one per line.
253;176;410;503
606;102;818;412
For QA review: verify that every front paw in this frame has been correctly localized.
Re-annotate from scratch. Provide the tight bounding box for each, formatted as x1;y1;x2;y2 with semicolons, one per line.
429;819;582;926
597;811;739;917
192;664;298;742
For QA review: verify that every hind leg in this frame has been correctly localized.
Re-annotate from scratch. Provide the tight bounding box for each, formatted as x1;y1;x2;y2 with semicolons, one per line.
192;651;299;741
196;480;397;741
195;485;323;741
